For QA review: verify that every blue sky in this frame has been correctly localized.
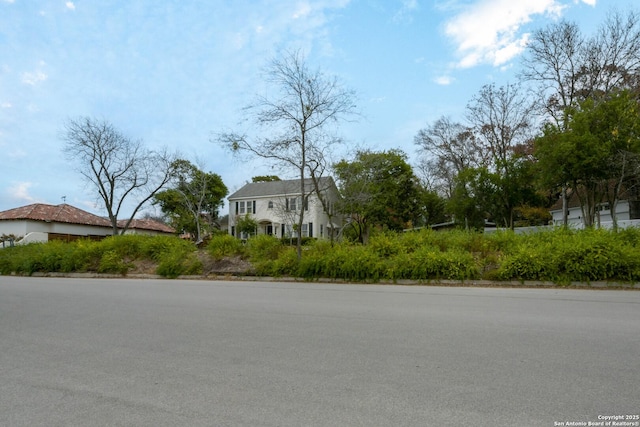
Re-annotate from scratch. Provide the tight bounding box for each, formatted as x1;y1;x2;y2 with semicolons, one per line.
0;0;633;217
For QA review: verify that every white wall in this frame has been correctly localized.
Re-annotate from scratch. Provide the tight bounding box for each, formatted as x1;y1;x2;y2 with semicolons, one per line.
229;190;341;239
0;219;114;240
551;200;631;227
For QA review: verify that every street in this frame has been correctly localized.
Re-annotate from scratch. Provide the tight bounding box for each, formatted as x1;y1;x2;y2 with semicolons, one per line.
1;277;638;426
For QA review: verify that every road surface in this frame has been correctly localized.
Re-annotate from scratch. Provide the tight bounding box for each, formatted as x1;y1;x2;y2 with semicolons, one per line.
1;277;638;426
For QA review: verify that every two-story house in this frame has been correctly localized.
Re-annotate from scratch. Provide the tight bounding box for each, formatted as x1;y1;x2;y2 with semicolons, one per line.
227;177;342;240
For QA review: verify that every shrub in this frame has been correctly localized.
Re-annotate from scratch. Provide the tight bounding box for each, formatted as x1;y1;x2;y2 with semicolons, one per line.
398;247;479;281
256;247;298;277
207;234;245;259
98;250;131;275
368;232;405;258
247;235;284;262
98;235;142;258
156;251;202;278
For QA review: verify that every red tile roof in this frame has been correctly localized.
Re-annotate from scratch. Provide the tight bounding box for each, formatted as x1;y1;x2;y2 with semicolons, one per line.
0;203;112;227
118;218;175;233
0;204;175;233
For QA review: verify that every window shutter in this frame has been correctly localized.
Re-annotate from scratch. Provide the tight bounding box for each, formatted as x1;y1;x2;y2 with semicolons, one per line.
253;200;256;214
309;222;313;238
235;202;238;215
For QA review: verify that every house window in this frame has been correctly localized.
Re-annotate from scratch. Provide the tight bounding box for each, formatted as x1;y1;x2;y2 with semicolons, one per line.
301;223;308;237
288;197;298;211
268;201;274;209
285;224;294;237
239;200;255;214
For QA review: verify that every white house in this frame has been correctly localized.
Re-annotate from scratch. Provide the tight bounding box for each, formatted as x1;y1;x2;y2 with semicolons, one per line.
227;177;342;240
0;203;175;245
549;193;640;229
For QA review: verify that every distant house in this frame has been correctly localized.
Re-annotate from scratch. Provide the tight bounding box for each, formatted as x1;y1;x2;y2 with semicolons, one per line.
227;177;342;239
0;203;175;245
117;218;175;235
549;190;640;229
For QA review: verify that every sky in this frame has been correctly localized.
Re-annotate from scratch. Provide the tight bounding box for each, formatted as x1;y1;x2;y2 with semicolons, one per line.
0;0;635;218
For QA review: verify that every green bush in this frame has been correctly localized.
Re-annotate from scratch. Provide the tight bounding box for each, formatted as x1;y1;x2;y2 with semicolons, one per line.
368;232;405;257
207;234;245;259
156;251;202;278
247;235;284;262
2;228;640;284
391;247;479;281
255;247;298;277
98;235;142;258
98;250;132;275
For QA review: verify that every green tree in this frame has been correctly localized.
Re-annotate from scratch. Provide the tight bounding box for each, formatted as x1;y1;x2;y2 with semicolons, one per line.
448;156;545;230
521;10;640;224
252;175;281;182
535;91;640;228
153;159;227;243
447;167;495;230
235;214;258;239
334;149;423;243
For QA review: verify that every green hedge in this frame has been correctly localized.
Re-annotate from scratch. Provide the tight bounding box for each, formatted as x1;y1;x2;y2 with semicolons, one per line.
2;228;640;284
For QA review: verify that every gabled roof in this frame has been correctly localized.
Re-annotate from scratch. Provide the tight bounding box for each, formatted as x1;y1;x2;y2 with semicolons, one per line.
118;218;175;233
0;203;112;227
228;177;336;200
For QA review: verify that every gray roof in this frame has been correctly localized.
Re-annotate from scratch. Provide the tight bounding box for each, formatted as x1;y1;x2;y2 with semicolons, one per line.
228;177;336;200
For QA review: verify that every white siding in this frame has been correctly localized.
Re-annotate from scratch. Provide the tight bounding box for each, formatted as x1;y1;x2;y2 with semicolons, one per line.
228;187;341;239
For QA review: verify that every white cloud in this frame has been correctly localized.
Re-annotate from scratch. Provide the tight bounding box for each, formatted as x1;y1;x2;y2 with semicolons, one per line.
9;182;37;203
22;70;48;85
292;2;312;19
434;75;454;85
1;102;11;108
2;0;15;3
394;0;419;23
66;1;75;10
444;0;566;68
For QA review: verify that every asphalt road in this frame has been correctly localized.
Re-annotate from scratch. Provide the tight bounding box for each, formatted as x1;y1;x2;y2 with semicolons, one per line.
0;277;638;427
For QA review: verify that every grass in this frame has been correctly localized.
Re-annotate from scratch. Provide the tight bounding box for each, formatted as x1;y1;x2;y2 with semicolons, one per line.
1;228;640;285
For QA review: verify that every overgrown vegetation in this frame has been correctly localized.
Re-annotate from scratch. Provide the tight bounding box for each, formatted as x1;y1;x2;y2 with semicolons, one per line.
2;229;640;285
0;235;202;278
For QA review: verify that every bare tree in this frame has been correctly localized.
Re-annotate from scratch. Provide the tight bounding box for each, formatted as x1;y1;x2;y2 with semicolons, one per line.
414;116;486;197
464;83;535;228
63;117;176;235
466;83;535;172
216;49;357;258
520;20;584;127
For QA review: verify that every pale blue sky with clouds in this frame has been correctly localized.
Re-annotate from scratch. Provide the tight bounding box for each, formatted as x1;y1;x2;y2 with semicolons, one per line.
0;0;634;216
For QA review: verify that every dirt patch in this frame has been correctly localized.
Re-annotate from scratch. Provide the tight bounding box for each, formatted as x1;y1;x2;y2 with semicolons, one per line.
129;252;254;276
129;259;159;275
197;252;254;275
